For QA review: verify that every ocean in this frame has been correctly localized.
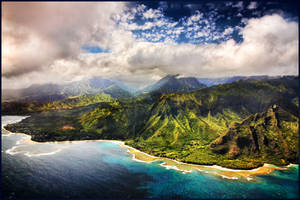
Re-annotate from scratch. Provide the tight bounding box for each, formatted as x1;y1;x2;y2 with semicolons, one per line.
1;116;299;199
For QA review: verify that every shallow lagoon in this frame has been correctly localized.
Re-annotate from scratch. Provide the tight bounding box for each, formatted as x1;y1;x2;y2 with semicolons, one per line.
2;116;299;199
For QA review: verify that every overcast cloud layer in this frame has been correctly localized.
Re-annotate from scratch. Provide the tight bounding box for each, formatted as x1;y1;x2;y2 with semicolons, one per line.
2;1;298;89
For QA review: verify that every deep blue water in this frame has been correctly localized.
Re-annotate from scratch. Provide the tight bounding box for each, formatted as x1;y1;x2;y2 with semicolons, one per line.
1;116;299;199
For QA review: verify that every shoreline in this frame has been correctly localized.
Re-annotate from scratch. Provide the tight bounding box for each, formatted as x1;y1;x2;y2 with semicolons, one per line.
2;126;297;180
2;127;125;145
117;141;295;180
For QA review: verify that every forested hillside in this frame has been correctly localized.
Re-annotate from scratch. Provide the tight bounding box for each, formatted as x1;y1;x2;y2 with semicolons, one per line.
4;76;298;169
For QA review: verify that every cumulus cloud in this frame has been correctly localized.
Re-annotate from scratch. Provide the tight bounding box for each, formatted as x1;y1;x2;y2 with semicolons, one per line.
117;14;298;83
2;2;298;90
143;8;163;19
2;2;126;78
223;27;234;35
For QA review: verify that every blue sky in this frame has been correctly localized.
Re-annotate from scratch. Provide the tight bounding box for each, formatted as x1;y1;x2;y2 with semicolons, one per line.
102;1;298;48
82;45;110;53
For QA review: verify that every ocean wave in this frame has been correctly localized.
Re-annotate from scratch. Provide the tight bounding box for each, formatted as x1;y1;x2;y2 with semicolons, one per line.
159;163;193;174
182;170;192;174
24;149;62;157
5;145;63;157
287;163;298;167
1;133;13;137
207;165;243;172
220;175;239;180
6;146;24;155
159;162;180;171
16;136;30;145
2;116;30;128
131;154;154;163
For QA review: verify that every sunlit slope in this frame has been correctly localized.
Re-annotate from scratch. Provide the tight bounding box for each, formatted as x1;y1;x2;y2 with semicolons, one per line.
79;77;298;168
128;77;297;141
2;93;114;114
211;105;298;163
5;76;298;169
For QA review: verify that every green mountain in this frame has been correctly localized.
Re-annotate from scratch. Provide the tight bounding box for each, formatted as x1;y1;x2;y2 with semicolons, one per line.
62;77;132;98
210;105;298;165
2;77;132;114
2;77;132;103
197;75;276;87
4;76;298;169
102;84;132;98
40;93;114;110
2;83;66;103
139;74;206;96
1;93;114;115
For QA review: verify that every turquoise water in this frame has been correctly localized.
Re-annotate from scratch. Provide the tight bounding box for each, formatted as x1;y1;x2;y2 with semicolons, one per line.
1;116;299;199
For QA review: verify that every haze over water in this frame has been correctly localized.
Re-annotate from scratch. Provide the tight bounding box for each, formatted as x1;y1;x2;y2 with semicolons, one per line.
1;116;299;199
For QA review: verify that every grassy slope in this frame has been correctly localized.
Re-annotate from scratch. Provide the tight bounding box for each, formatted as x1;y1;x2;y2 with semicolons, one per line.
2;93;114;114
41;93;113;110
126;77;298;168
209;105;298;168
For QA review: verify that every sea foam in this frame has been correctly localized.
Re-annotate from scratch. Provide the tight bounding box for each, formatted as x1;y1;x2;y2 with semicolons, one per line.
24;149;62;157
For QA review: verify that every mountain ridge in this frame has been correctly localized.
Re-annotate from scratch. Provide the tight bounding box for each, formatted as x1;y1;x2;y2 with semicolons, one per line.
4;76;298;169
210;104;298;164
139;74;207;96
2;77;133;103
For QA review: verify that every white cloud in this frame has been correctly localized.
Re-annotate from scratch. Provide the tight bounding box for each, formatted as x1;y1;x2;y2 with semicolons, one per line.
143;8;163;19
173;27;184;35
85;14;297;85
190;11;202;21
120;18;168;31
2;2;126;79
195;31;209;38
185;11;203;26
248;2;258;10
136;4;146;13
223;27;234;35
167;21;178;28
121;14;298;80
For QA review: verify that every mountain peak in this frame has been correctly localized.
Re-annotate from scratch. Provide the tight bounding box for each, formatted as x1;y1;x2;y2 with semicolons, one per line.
140;74;206;95
166;74;180;78
211;105;298;162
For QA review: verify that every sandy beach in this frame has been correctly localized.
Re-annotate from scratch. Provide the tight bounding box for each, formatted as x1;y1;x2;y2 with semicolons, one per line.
118;142;293;180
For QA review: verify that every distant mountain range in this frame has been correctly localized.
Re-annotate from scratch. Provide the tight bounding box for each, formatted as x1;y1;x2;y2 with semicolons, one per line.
3;75;282;103
197;75;278;87
2;77;132;102
138;74;282;95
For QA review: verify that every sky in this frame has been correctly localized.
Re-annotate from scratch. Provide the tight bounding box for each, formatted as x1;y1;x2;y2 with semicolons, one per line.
2;1;299;89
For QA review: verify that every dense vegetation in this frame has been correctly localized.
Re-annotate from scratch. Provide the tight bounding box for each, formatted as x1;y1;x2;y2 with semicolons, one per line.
40;93;113;110
210;105;298;167
4;76;299;169
2;93;114;115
